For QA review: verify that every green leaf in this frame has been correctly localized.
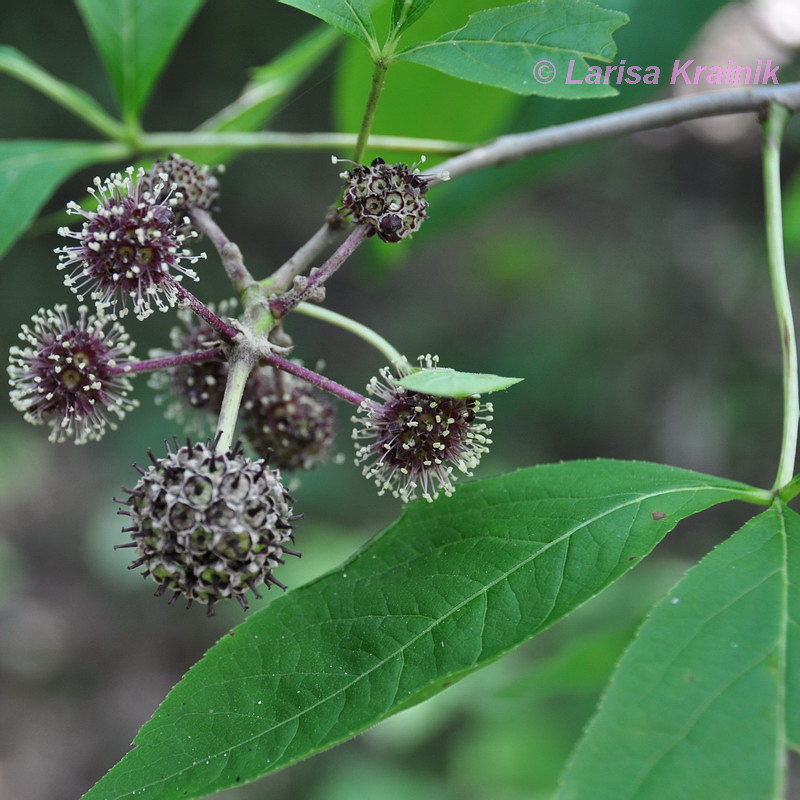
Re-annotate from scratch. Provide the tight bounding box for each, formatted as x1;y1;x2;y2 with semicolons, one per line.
390;0;434;36
334;0;522;164
201;26;339;134
186;25;340;164
277;0;378;51
557;503;797;800
0;46;123;138
80;460;763;800
787;507;800;750
0;140;129;262
73;0;206;120
396;367;522;396
395;0;629;99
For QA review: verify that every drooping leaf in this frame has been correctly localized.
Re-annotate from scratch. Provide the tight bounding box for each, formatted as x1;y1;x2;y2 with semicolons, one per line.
200;26;339;134
390;0;434;36
277;0;378;51
0;140;129;262
0;46;123;138
557;503;796;800
396;367;522;397
80;460;765;800
73;0;206;120
396;0;629;99
186;25;340;164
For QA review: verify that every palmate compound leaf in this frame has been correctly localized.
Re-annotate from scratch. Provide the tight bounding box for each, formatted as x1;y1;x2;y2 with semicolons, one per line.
395;0;629;99
80;460;768;800
557;502;800;800
395;367;523;397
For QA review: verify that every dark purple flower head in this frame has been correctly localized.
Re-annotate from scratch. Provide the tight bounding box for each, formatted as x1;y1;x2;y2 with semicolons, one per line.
141;154;221;237
242;367;336;471
118;439;298;615
352;355;493;502
8;304;137;444
148;302;233;425
56;167;205;320
337;157;431;243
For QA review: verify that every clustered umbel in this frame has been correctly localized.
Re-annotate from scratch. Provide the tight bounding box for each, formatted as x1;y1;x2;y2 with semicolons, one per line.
56;166;205;320
148;303;234;423
352;356;493;502
7;304;137;443
339;157;430;243
140;153;221;238
117;439;299;615
8;149;505;616
242;367;336;470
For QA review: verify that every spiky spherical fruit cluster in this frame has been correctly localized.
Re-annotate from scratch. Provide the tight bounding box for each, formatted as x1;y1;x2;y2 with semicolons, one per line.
353;356;493;502
339;157;430;243
119;439;298;615
142;154;221;237
8;304;137;443
148;304;233;423
56;166;204;320
242;367;336;470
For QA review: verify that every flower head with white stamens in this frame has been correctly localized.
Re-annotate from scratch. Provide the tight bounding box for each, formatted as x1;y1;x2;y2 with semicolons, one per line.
56;167;205;320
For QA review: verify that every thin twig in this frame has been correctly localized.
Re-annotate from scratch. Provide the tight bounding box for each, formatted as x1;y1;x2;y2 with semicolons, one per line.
264;352;369;408
267;213;349;293
269;225;370;318
761;102;797;491
139;131;475;155
171;281;241;344
110;347;226;375
189;208;256;293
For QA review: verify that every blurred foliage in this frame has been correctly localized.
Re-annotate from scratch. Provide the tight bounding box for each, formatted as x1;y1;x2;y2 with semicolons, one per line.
1;1;799;799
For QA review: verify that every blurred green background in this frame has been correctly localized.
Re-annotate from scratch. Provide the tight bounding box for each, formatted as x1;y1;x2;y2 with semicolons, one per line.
1;1;800;798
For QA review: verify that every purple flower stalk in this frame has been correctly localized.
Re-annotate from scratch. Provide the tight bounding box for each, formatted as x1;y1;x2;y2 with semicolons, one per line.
56;166;205;320
8;304;138;444
352;355;493;502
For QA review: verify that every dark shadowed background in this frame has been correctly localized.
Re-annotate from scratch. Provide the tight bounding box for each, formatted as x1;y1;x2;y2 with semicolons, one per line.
1;1;799;798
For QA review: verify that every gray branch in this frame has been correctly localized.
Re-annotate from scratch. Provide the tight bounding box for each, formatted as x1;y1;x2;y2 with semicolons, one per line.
432;83;800;183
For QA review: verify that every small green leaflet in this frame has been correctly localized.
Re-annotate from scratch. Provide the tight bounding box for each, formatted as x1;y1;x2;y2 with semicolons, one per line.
278;0;378;50
0;46;123;139
390;0;435;36
396;368;523;397
395;0;629;99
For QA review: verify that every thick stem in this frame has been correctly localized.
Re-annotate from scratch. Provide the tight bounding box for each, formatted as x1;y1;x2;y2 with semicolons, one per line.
264;353;369;408
353;60;389;164
269;225;370;318
294;302;410;369
171;281;241;344
215;355;254;452
762;102;797;491
110;347;226;375
189;208;256;293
